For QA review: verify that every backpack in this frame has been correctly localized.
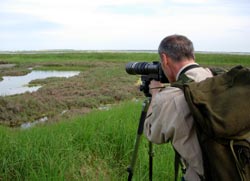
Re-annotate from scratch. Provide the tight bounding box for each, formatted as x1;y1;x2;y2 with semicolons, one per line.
171;65;250;181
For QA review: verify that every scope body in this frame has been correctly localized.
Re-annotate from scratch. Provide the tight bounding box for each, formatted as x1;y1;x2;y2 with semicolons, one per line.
125;61;169;83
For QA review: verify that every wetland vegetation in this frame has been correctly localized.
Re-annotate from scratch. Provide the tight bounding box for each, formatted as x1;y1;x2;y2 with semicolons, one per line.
0;51;250;180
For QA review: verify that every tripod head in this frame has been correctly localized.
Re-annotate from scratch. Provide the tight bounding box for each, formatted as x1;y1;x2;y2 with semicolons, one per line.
140;75;152;97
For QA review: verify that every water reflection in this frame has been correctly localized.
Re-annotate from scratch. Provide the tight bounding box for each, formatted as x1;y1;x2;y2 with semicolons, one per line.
0;70;80;96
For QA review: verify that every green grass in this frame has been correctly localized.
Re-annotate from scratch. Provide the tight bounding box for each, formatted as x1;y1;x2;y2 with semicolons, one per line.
0;101;175;180
195;53;250;66
0;52;158;64
1;52;250;65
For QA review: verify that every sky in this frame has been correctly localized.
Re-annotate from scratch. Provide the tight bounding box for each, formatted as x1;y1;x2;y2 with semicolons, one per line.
0;0;250;52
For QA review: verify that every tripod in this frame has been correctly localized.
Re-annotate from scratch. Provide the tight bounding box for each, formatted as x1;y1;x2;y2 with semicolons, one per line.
127;97;154;180
127;74;163;180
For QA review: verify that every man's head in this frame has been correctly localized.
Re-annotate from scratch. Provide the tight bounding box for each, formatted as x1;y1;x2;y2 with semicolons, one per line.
158;34;195;82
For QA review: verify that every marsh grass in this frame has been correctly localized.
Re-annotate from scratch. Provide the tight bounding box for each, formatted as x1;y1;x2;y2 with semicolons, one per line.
0;101;175;180
0;52;158;64
195;53;250;66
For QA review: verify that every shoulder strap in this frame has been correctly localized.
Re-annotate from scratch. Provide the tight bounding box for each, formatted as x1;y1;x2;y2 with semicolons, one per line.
171;73;194;90
178;64;200;81
173;64;200;86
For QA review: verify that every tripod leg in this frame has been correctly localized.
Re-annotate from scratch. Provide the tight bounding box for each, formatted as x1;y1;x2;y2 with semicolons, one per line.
127;98;151;181
127;134;142;181
149;142;154;181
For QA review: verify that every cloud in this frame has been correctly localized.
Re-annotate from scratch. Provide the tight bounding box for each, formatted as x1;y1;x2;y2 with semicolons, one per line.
170;0;210;4
0;0;250;51
0;12;62;32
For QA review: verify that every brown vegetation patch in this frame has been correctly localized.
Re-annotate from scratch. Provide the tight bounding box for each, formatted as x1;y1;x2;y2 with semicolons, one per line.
0;61;141;127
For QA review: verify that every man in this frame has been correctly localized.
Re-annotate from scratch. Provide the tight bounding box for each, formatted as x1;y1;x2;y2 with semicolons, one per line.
144;34;213;180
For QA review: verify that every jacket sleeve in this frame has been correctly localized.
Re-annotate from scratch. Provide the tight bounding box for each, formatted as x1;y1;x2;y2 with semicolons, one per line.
144;87;185;144
144;87;204;178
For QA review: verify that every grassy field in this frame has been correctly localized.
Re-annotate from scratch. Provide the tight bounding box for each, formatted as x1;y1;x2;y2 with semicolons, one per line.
0;101;175;180
0;52;250;180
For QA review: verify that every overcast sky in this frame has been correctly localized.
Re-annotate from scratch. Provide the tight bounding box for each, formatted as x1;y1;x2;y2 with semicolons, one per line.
1;0;250;52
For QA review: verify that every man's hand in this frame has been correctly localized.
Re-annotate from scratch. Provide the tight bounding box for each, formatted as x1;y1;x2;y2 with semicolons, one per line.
149;80;164;97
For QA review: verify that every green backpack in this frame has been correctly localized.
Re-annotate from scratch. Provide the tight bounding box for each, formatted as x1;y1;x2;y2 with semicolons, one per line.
172;65;250;181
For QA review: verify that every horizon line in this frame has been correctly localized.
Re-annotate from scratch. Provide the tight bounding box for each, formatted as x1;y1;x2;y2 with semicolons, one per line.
0;49;250;55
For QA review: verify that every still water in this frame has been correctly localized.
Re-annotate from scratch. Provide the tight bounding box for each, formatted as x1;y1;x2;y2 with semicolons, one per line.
0;70;80;96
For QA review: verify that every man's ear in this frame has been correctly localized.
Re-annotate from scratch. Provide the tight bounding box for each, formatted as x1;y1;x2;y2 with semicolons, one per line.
161;53;168;68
